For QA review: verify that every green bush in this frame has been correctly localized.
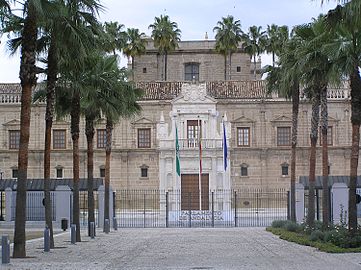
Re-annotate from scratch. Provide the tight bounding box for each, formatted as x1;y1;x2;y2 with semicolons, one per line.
285;221;301;232
309;230;325;242
271;220;288;228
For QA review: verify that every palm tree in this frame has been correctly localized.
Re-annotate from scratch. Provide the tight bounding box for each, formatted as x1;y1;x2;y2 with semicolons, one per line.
213;15;242;80
265;33;300;222
123;28;147;79
148;15;181;81
0;0;52;258
323;2;361;233
103;21;127;56
242;25;267;80
265;24;289;67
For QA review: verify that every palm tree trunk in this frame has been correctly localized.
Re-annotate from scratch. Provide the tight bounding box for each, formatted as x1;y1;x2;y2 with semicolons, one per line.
349;67;361;234
131;56;135;81
224;55;227;81
320;84;330;228
272;52;275;67
44;38;57;248
85;116;95;236
229;52;232;80
164;52;168;81
290;83;299;222
253;54;257;80
307;92;320;228
71;92;81;242
13;4;38;258
104;119;113;230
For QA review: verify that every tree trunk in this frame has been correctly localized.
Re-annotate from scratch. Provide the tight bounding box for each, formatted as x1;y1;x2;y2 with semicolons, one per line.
85;116;95;236
272;52;275;67
224;55;227;81
349;67;361;234
290;83;299;222
307;91;320;228
104;119;113;230
13;4;38;258
229;52;232;80
164;52;167;81
44;38;57;248
253;54;257;80
320;84;330;228
71;92;81;242
131;56;135;81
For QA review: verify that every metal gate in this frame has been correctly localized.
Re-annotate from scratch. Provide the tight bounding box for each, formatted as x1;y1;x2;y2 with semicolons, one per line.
114;189;288;228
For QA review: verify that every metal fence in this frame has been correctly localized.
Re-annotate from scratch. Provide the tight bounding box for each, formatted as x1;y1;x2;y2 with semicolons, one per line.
114;189;288;228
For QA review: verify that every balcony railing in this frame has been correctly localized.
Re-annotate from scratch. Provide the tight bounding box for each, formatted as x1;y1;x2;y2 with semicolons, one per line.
178;139;223;149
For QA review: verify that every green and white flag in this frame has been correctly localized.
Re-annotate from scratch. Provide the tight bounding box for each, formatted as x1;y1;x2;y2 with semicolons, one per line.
175;124;180;176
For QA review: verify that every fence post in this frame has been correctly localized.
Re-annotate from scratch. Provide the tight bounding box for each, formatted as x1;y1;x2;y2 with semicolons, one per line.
90;222;95;239
143;193;146;228
44;227;50;252
2;235;10;264
287;191;290;220
331;183;349;225
165;192;169;228
295;183;305;223
234;191;237;227
55;185;71;225
211;192;214;228
71;224;76;244
256;192;259;227
5;188;12;222
113;217;118;231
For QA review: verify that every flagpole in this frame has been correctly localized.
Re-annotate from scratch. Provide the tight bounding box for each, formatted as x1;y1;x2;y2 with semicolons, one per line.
198;116;202;211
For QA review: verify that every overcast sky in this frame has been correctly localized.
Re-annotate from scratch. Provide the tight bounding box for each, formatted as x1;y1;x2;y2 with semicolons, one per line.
0;0;337;83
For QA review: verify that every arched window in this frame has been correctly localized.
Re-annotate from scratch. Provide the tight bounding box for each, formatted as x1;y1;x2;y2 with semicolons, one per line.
184;63;199;81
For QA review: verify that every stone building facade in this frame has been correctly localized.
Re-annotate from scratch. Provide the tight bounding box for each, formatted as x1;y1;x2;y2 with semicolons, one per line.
0;40;357;199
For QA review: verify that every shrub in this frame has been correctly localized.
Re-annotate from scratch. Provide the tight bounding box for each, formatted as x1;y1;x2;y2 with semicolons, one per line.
309;230;325;242
285;221;301;232
271;220;288;228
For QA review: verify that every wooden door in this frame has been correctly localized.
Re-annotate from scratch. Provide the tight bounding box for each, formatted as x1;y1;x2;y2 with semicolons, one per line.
181;174;209;210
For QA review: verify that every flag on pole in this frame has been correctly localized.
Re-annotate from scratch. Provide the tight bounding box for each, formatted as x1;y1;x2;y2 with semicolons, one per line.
175;124;180;176
198;119;202;175
223;121;228;171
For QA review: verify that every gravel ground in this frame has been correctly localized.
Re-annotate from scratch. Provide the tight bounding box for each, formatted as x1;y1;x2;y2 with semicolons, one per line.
1;227;361;270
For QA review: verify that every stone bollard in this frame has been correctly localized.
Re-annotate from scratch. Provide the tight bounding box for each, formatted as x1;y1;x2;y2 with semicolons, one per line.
71;224;76;244
2;235;10;264
90;222;95;239
113;217;118;231
104;219;110;234
44;227;50;252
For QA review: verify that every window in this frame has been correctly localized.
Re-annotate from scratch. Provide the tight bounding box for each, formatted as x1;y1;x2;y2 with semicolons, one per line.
237;127;250;146
138;128;151;148
56;167;63;179
320;126;333;146
185;63;199;81
141;168;148;178
97;129;107;148
142;67;147;73
187;120;201;147
277;127;291;146
241;165;248;176
12;169;18;179
53;129;66;149
9;130;20;149
236;66;241;72
281;164;289;176
100;168;105;178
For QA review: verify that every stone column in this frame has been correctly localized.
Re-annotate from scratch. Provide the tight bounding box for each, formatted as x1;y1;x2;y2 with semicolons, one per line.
55;185;71;223
331;183;349;225
295;183;305;223
5;188;12;222
98;185;114;228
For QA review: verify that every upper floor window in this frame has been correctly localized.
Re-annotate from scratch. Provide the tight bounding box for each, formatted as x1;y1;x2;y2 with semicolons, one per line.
240;164;248;176
56;167;63;179
277;127;291;146
281;163;289;176
320;126;333;146
187;120;201;147
143;67;147;73
237;127;250;147
100;167;105;178
97;129;107;148
185;63;199;81
9;130;20;149
236;66;241;72
138;128;151;148
53;129;66;149
12;168;18;179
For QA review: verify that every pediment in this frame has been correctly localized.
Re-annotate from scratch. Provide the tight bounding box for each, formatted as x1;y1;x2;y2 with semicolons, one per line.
271;115;292;123
328;116;339;123
53;120;70;126
3;119;20;126
172;83;216;104
133;117;154;125
232;115;254;123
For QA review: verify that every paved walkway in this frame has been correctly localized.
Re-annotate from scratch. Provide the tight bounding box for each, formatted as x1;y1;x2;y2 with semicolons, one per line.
1;228;361;270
